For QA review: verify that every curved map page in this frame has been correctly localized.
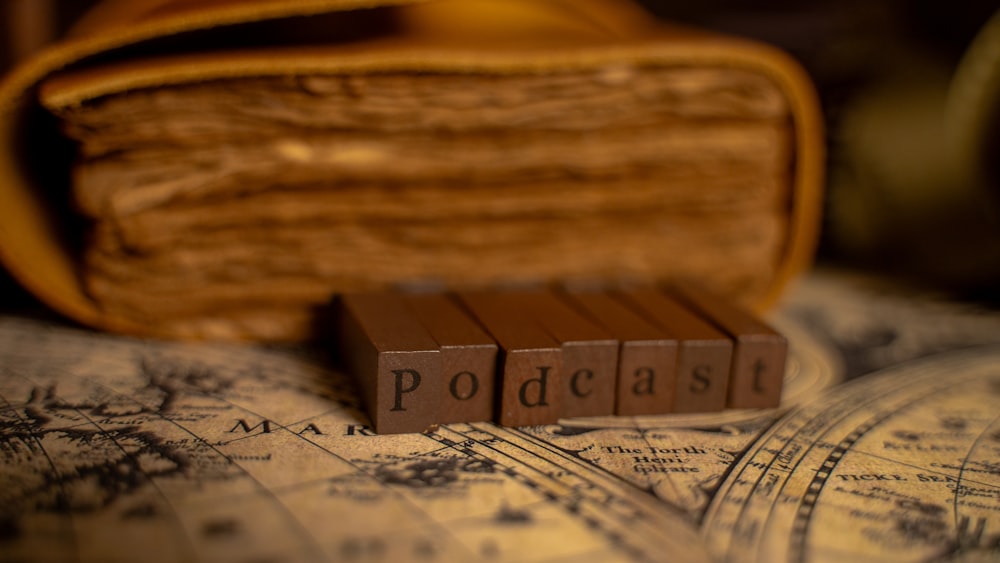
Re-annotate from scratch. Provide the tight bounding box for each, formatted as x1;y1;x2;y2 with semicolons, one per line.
1;271;999;562
703;346;1000;562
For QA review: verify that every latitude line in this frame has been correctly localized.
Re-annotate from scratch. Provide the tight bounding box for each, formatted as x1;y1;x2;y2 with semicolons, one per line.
213;376;687;560
785;416;882;563
703;406;846;533
0;374;81;563
506;422;714;544
352;424;617;559
850;447;1000;493
711;404;865;560
779;374;968;563
495;421;708;526
952;411;1000;538
765;353;1000;563
437;425;657;559
498;423;665;491
693;416;782;527
453;423;687;562
472;423;631;491
68;376;331;562
508;421;719;530
706;358;962;563
173;388;483;562
66;405;201;562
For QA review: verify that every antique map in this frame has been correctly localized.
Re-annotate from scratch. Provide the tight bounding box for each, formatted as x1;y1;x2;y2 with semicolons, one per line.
1;271;999;562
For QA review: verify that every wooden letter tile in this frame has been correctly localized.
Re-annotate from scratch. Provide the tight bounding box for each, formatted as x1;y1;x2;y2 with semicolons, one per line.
404;293;499;424
672;282;787;409
617;289;732;413
456;291;562;427
562;289;678;416
510;290;619;418
336;292;441;434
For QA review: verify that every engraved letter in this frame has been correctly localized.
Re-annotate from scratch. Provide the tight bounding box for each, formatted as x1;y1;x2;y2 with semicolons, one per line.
449;371;479;401
690;365;712;393
570;369;594;398
519;366;551;407
391;369;422;412
632;367;655;396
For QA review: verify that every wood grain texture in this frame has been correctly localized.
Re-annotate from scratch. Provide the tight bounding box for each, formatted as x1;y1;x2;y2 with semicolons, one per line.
456;291;562;426
336;292;441;434
617;288;733;414
403;293;498;423
562;289;678;416
672;282;787;409
506;290;618;418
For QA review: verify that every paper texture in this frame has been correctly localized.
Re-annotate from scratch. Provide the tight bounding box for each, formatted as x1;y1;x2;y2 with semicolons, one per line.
2;270;999;562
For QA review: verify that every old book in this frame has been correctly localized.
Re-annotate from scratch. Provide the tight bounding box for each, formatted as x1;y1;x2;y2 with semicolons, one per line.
0;0;824;341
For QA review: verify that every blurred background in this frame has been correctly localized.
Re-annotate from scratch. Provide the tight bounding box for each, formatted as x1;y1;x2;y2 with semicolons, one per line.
641;0;1000;300
3;0;999;309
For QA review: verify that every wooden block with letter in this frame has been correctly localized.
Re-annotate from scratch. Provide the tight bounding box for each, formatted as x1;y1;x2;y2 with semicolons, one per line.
562;289;678;416
335;286;787;427
510;290;619;419
456;291;562;427
403;293;499;423
618;289;733;413
335;292;441;434
672;282;787;408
